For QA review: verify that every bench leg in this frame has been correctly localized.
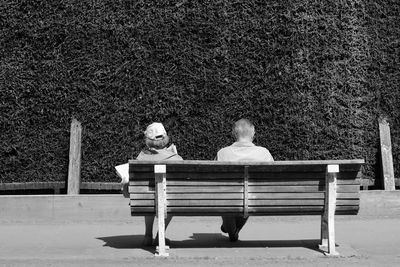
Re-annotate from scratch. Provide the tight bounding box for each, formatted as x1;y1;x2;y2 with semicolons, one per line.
155;165;169;257
319;214;328;250
320;165;339;256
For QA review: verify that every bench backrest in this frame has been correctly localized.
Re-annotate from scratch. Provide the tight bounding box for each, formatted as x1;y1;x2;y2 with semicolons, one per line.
128;160;363;216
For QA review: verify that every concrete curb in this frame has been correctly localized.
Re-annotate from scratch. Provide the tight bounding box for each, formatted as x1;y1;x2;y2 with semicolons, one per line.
358;190;400;216
0;191;399;222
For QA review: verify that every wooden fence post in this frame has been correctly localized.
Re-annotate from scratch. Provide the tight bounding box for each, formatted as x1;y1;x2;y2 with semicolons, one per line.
379;118;395;191
67;119;82;195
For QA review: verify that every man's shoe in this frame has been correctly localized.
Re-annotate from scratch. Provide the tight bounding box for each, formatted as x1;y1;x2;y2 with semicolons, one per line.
229;232;238;242
229;229;239;242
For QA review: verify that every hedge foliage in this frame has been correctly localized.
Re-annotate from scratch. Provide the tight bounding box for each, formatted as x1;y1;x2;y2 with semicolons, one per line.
1;0;399;185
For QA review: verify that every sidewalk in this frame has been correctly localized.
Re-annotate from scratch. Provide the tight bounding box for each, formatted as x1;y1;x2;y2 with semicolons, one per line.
1;216;400;266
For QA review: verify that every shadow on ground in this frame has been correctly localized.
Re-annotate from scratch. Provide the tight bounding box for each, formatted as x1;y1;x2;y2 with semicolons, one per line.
97;233;324;254
97;235;155;254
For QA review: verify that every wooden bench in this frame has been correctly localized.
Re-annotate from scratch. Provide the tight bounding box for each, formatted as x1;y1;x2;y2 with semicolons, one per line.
128;159;364;257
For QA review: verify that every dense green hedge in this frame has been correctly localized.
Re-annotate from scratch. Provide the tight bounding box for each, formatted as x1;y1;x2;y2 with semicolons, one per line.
1;0;399;185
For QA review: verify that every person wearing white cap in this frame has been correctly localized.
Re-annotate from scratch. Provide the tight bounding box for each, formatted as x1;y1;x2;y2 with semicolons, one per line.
136;122;183;246
136;122;182;161
216;118;274;242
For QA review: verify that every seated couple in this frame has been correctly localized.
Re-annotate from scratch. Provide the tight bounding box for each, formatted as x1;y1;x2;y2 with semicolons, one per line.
130;119;274;246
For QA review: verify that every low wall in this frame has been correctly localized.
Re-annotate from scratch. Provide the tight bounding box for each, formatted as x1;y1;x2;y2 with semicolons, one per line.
0;195;129;223
358;190;400;217
0;191;399;223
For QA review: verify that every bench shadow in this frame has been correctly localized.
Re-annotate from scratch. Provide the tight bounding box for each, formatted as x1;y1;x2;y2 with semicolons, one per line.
174;233;323;252
97;233;324;254
96;235;155;254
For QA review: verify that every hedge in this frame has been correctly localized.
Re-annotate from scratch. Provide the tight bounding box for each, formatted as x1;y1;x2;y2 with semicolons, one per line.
1;0;399;186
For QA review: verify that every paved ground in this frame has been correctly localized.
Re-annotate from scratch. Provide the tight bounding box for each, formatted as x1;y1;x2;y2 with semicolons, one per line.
1;215;400;266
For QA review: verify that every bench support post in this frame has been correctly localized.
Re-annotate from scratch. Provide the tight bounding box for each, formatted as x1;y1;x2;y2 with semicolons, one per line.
320;164;339;256
243;166;249;218
154;165;169;257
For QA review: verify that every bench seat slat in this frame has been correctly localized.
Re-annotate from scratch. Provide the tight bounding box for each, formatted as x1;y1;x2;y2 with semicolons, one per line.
131;205;359;215
131;206;359;212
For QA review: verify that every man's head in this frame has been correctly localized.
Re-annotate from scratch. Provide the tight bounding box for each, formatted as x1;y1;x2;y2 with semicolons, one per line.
232;118;255;142
144;122;170;149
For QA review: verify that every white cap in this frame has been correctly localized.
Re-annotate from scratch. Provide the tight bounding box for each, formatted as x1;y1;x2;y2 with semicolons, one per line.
144;122;167;140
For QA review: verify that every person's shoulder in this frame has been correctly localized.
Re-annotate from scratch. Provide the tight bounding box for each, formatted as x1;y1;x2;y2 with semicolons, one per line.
217;146;231;153
135;151;146;160
254;146;273;161
217;145;233;156
254;145;270;152
216;145;232;161
159;149;183;160
170;154;183;160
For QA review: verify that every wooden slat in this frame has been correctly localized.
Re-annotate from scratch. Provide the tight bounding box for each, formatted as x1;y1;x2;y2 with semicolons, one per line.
336;192;359;199
130;199;359;207
249;180;321;186
129;186;360;194
167;186;244;193
130;166;363;176
130;192;359;200
248;185;321;193
248;171;360;179
249;199;359;206
249;192;324;199
337;179;360;185
131;206;244;213
128;179;359;187
131;171;360;181
130;186;243;193
133;172;245;180
247;184;359;193
129;159;365;167
130;192;358;201
131;207;359;214
131;193;245;200
132;199;243;206
131;205;359;215
129;186;155;193
336;185;360;193
129;181;155;186
248;205;359;213
167;193;244;199
248;179;359;185
0;182;66;191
